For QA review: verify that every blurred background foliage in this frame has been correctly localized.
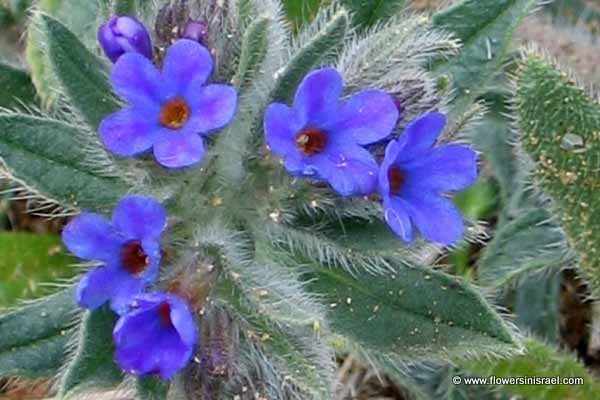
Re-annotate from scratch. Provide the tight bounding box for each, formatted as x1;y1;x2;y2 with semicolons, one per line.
0;0;599;399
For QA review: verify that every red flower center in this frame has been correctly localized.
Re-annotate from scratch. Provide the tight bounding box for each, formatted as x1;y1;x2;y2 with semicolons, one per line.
160;97;190;130
121;240;150;275
158;302;172;326
295;127;327;156
388;166;405;194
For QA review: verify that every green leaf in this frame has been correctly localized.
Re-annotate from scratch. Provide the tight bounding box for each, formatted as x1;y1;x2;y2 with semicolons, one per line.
233;17;270;90
465;338;600;399
303;262;517;359
60;306;122;397
478;208;567;288
137;376;168;400
0;287;78;377
112;0;135;15
0;113;128;212
432;0;537;118
282;0;321;30
340;0;406;30
516;52;600;295
0;232;76;307
0;63;37;109
41;14;119;129
271;9;348;104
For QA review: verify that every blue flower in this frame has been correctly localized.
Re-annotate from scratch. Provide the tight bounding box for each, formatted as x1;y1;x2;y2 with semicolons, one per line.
100;39;238;168
98;16;153;63
113;292;197;380
378;113;477;245
264;68;399;196
62;196;166;314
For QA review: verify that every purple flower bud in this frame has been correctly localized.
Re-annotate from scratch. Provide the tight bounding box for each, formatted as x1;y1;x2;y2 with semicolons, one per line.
181;19;208;44
98;16;153;63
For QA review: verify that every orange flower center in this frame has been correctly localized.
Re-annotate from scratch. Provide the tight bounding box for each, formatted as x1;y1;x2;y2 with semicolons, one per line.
121;240;150;275
295;127;327;156
388;166;405;194
158;302;172;326
159;97;190;130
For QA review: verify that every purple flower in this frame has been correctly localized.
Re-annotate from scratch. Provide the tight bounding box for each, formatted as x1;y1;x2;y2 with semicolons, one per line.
62;196;166;314
264;68;399;196
100;39;238;168
378;113;477;245
113;292;197;380
98;16;153;63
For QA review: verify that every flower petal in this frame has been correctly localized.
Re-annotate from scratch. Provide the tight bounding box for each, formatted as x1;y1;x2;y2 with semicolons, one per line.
383;196;413;243
328;90;398;145
167;295;197;347
76;266;116;310
112;53;163;108
404;144;478;192
109;275;146;315
112;196;167;241
99;108;162;156
186;84;237;134
402;192;464;245
62;213;122;263
153;131;206;168
396;112;446;162
162;39;212;95
293;68;343;123
264;103;304;157
312;144;379;196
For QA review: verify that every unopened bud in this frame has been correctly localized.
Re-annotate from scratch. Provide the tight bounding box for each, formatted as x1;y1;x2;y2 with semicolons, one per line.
182;19;208;45
98;16;152;63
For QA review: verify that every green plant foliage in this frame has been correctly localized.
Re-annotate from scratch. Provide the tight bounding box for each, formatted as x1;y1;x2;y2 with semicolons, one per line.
232;17;270;90
466;338;600;399
59;306;122;397
282;0;321;30
340;0;406;30
0;113;128;212
516;52;600;295
0;287;78;377
40;14;119;129
270;8;348;104
112;0;135;15
303;261;516;359
478;208;567;287
0;63;37;109
432;0;538;118
0;232;76;307
137;376;168;400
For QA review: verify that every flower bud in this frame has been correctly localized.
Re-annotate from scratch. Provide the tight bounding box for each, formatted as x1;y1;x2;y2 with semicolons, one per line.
181;19;208;45
98;16;152;63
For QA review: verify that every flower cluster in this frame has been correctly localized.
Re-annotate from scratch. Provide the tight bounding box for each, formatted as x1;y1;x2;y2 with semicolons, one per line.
62;196;197;379
61;15;478;382
264;68;477;245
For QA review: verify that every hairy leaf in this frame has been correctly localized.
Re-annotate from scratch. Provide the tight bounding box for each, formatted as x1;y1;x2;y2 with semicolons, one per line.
59;306;122;397
0;287;78;377
282;0;321;30
0;63;37;109
233;17;270;90
0;232;76;307
432;0;538;117
516;53;600;295
304;262;516;359
478;208;567;288
0;113;128;212
41;14;119;129
137;376;168;400
271;9;348;104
